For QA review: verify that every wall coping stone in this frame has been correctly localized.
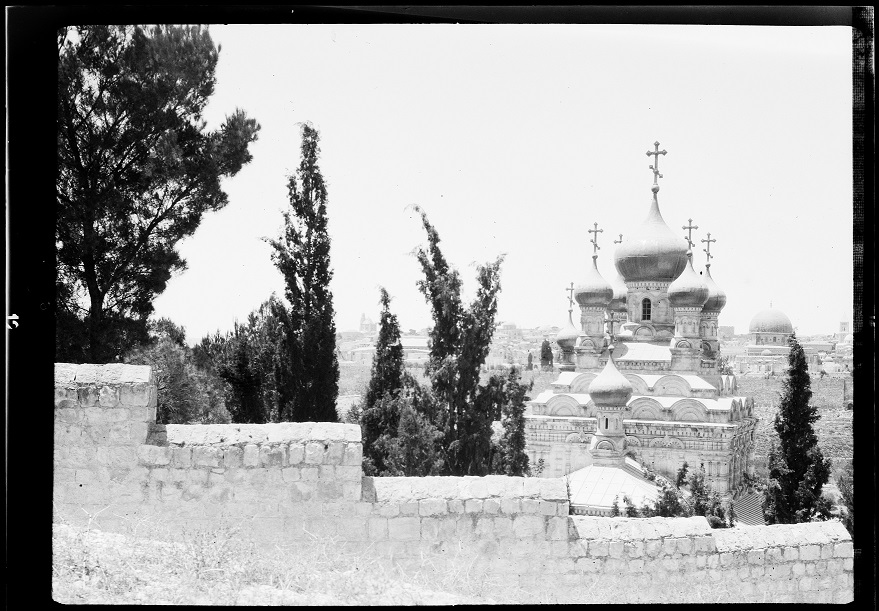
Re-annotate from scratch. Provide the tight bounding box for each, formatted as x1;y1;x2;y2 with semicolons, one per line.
713;521;850;552
371;476;569;503
570;516;713;540
56;362;153;385
165;422;362;446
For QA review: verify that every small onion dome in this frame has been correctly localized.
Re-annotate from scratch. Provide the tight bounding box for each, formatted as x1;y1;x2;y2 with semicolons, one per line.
556;317;580;349
574;257;614;308
589;344;633;407
749;308;794;334
614;196;688;282
668;250;709;308
702;266;727;312
761;349;773;357
608;267;628;314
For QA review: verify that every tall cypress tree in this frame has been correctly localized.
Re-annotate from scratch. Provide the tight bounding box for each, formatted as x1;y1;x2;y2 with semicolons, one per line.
364;288;405;409
763;333;832;523
268;124;339;422
499;367;532;476
412;205;505;476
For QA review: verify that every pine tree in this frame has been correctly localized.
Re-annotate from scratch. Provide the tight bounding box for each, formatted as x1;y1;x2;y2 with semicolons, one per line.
763;333;832;523
268;125;339;422
412;206;505;476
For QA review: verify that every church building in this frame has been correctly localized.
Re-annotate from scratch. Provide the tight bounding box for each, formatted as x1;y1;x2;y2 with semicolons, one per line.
525;143;758;512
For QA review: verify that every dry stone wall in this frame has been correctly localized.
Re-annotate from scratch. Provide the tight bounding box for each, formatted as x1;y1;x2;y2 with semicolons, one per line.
53;364;853;603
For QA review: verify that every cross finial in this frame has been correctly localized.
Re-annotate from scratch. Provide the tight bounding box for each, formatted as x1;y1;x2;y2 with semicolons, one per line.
701;232;716;266
614;234;623;244
683;218;699;249
565;282;575;311
588;222;603;256
604;313;618;342
646;141;667;188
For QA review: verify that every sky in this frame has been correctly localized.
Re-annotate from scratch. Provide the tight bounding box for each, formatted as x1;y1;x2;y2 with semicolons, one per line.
149;24;853;345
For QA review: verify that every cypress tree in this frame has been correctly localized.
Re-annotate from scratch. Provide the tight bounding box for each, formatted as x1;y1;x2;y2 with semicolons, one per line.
499;367;532;476
268;125;339;422
364;288;405;409
763;333;832;523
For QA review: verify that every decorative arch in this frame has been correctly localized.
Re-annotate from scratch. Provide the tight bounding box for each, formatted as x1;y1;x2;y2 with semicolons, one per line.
565;432;586;444
634;325;654;339
670;399;708;422
675;339;692;349
625;436;641;448
579;338;595;351
649;435;685;449
623;374;650;395
629;397;663;421
570;373;598;393
641;298;652;321
546;394;582;417
595;440;615;451
583;401;597;418
654;374;691;397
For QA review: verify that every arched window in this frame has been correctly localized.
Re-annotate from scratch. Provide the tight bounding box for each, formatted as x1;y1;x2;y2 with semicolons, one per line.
641;298;652;321
605;417;608;429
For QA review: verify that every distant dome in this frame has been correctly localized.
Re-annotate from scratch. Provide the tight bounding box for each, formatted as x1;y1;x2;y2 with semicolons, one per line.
574;257;614;308
589;346;633;407
749;308;794;334
843;334;853;344
761;349;773;356
702;267;727;312
668;252;709;308
607;267;628;314
614;197;688;283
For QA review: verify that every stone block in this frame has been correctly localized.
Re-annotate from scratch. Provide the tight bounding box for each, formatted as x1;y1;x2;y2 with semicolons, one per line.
377;503;400;518
644;539;662;558
694;535;715;553
367;517;388;540
422;517;456;541
820;544;834;560
677;538;694;555
499;498;520;515
628;558;645;573
399;501;419;516
521;498;540;514
342;443;362;466
538;500;557;516
576;557;602;572
557;502;570;516
241;444;259;467
77;386;100;407
119;383;152;408
464;499;483;514
137;445;170;466
286;443;305;465
447;499;465;514
221;446;241;469
304;442;325;464
626;540;645;558
833;542;854;558
300;467;318;481
192;446;220;468
260;445;287;467
388;517;421;541
662;538;677;557
843;558;853;571
483;498;500;514
319;465;335;480
419;498;448;517
747;549;765;565
281;467;301;483
474;516;494;538
325;441;345;465
513;515;545;539
493;516;514;539
547;517;569;541
589;540;609;557
608;540;625;559
98;385;121;407
150;468;169;482
800;545;820;561
791;562;806;576
335;466;362;482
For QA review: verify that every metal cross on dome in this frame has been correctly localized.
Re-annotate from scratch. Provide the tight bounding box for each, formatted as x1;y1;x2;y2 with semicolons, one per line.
588;222;603;256
702;232;716;265
614;234;623;244
683;218;699;249
565;282;575;311
604;313;619;341
646;141;667;185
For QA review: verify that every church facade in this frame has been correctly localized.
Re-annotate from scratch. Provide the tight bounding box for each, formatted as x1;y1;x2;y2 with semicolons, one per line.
525;143;757;497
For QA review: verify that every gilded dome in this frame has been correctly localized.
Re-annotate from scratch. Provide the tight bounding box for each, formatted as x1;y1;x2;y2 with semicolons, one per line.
574;257;614;308
701;266;727;312
749;308;794;334
614;196;688;283
589;346;633;408
607;267;628;314
668;251;709;308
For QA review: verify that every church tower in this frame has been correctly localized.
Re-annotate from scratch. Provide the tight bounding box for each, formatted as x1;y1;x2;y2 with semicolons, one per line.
555;282;580;372
588;342;634;466
699;232;727;359
573;223;613;369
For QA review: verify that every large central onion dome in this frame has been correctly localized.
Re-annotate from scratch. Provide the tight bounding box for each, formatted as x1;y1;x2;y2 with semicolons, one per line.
668;250;709;308
614;197;688;282
589;345;633;407
575;256;614;308
702;266;727;312
749;308;794;334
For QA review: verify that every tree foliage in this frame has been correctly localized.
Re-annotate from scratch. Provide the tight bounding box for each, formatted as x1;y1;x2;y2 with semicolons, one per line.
540;340;553;370
364;288;405;410
412;206;506;476
763;334;832;524
57;25;260;363
268;124;339;422
498;367;532;476
835;458;854;536
124;318;229;424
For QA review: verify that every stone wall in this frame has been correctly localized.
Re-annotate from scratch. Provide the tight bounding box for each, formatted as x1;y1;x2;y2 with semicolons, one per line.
53;364;853;603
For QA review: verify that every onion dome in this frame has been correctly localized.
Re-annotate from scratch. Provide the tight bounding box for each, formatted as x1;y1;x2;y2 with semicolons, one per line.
607;267;628;314
614;196;688;283
749;308;794;334
701;266;727;312
668;250;709;308
556;314;580;350
589;344;633;407
574;256;614;308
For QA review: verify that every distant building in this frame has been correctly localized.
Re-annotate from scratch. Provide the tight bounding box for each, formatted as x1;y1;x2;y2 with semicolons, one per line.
733;307;794;375
359;313;377;336
718;325;735;340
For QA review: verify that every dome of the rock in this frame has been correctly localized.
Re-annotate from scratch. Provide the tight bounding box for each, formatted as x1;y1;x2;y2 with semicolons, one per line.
702;267;727;312
668;252;709;308
589;346;633;407
614;197;688;282
749;308;794;334
574;258;614;308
